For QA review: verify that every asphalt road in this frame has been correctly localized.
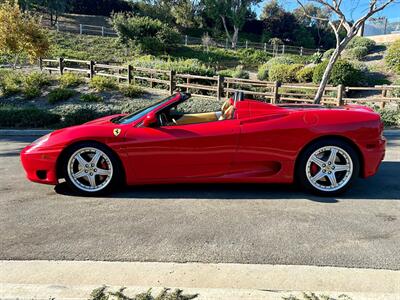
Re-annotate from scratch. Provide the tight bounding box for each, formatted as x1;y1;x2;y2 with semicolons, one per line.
0;135;399;270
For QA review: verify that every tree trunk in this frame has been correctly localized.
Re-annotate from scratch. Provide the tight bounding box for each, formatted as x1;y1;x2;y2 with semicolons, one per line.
232;26;239;49
13;54;20;70
220;15;232;44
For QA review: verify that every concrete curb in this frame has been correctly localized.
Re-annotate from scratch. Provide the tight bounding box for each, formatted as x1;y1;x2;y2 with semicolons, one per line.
1;283;399;300
0;129;400;137
1;261;399;295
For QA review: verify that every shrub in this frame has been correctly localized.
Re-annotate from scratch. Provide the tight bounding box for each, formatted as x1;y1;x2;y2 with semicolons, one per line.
347;46;369;60
269;63;304;83
313;60;361;86
393;79;400;98
59;72;84;88
386;39;400;74
62;108;116;127
119;84;144;98
296;66;315;83
0;70;21;96
89;76;117;91
347;36;376;51
218;69;234;78
377;107;400;127
48;88;76;104
0;106;60;128
22;72;50;99
237;49;271;65
257;64;269;80
323;49;335;60
111;14;180;53
80;93;103;103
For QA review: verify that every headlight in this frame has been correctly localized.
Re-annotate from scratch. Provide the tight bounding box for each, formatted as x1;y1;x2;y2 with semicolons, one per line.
31;133;51;147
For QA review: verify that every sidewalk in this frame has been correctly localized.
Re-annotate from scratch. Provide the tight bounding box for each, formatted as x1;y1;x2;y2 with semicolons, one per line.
1;260;399;299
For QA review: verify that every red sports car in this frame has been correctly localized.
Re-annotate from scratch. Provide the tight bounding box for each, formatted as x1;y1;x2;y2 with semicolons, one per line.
21;92;386;196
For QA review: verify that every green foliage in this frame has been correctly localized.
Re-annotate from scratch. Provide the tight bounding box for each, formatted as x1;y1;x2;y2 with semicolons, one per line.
268;63;303;83
386;39;400;74
377;107;400;127
296;66;315;83
347;36;376;52
48;88;76;104
347;46;369;60
59;72;84;88
0;106;60;128
257;64;269;80
393;79;400;98
89;76;117;91
313;60;361;86
111;14;180;53
130;56;215;76
236;48;271;65
119;84;145;98
22;72;50;99
80;93;103;103
0;69;21;96
218;65;249;79
62;107;114;127
322;49;335;61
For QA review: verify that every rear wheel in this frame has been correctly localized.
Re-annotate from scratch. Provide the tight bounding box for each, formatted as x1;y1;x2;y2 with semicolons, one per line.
296;139;360;196
63;142;120;196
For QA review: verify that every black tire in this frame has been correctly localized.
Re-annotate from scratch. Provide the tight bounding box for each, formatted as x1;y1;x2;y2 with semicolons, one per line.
62;142;122;196
296;138;360;196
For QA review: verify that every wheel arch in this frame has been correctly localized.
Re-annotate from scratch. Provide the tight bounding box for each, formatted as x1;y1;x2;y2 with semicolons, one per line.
294;135;364;179
56;140;126;184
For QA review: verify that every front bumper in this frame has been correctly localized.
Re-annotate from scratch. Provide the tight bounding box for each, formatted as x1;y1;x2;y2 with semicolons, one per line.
20;144;60;185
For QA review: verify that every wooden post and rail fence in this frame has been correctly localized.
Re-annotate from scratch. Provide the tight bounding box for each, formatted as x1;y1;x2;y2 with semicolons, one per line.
39;57;400;107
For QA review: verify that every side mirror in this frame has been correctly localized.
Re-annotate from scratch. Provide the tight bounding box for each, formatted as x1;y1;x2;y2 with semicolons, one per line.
142;111;157;127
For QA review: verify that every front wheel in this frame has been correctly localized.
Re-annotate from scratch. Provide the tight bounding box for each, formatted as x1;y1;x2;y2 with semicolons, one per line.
296;139;360;196
63;142;120;196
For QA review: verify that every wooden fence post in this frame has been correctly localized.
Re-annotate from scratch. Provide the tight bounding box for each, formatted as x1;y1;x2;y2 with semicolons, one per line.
80;24;83;35
264;43;267;52
225;38;228;49
127;65;133;84
58;57;64;75
185;35;188;46
169;70;176;95
245;40;248;49
39;58;43;71
282;44;285;55
217;75;224;101
337;84;344;106
272;81;280;104
56;22;59;32
101;26;105;37
300;46;303;56
381;85;387;109
89;61;95;79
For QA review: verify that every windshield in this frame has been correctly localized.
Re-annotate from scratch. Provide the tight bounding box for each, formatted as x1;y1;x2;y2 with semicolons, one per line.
114;94;178;124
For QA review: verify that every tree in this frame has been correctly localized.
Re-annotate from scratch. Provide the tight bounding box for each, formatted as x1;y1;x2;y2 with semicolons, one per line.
203;0;261;48
295;0;397;104
171;0;202;28
0;1;49;68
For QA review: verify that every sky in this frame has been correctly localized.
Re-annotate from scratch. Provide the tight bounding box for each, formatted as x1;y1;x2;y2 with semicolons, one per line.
254;1;400;21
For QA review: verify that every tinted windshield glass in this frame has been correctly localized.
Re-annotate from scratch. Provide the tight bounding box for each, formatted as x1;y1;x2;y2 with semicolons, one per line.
115;94;177;124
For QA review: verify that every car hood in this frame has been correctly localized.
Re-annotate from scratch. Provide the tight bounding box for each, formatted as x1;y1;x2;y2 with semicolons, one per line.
83;114;126;125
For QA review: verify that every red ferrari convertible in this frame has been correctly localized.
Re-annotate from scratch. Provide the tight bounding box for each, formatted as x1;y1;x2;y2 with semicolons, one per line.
21;92;385;196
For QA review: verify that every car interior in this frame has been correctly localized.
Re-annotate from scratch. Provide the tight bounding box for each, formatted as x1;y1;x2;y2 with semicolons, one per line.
158;92;244;127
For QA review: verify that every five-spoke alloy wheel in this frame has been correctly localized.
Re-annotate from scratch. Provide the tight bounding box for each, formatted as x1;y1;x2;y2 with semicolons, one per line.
63;142;121;195
297;139;359;196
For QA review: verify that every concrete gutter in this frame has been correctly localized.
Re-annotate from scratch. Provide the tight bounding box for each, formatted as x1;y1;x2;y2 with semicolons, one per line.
1;260;399;300
0;129;400;137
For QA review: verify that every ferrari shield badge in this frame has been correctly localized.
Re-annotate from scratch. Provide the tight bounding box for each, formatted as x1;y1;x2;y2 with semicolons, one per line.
113;128;121;136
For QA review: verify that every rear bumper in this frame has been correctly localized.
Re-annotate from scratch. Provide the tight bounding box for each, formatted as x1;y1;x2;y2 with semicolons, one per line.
361;136;386;178
20;145;59;185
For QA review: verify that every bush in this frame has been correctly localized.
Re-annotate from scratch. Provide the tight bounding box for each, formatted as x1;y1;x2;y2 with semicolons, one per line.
0;106;60;128
22;72;50;99
269;63;304;83
89;76;117;91
257;64;269;80
59;72;84;88
313;59;361;86
347;36;376;52
323;49;335;60
111;14;180;53
377;107;400;127
393;79;400;98
48;88;76;104
119;84;144;98
296;66;315;83
237;49;271;65
0;70;21;96
80;93;103;103
62;108;116;127
386;39;400;74
347;46;369;60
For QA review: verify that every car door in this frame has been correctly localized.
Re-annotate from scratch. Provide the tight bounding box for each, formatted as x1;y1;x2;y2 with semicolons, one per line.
123;119;240;180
